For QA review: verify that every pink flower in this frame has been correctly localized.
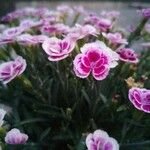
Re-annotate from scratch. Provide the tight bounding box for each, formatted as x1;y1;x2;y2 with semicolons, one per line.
84;14;112;31
42;37;76;61
5;128;28;145
96;18;112;31
102;32;128;45
0;56;27;84
0;34;14;46
73;41;119;80
128;87;150;113
68;24;97;41
17;34;48;46
84;14;100;25
139;8;150;18
1;10;25;23
117;48;139;63
41;15;57;26
86;129;119;150
20;19;42;30
3;27;24;38
41;23;70;36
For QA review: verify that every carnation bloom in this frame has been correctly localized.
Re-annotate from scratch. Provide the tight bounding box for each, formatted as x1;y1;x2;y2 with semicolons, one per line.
17;34;48;45
3;27;24;38
84;13;101;25
68;24;97;41
102;32;128;45
0;108;6;127
139;8;150;18
1;9;25;23
128;87;150;113
86;129;119;150
0;34;14;46
42;37;76;61
5;128;28;145
96;18;112;32
84;14;112;32
73;41;119;80
41;23;70;36
0;56;27;84
20;19;42;31
117;48;139;63
41;15;57;25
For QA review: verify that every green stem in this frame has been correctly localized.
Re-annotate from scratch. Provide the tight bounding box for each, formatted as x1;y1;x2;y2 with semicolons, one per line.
71;13;80;26
128;18;148;46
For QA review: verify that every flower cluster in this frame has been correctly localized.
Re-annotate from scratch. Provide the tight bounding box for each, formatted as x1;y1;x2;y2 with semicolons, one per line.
0;4;150;150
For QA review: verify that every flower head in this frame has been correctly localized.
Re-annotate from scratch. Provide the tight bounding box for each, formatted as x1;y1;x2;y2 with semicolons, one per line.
5;128;28;145
139;8;150;18
96;18;112;32
129;87;150;113
41;23;70;36
102;32;128;45
0;34;14;46
85;14;112;32
68;24;97;41
1;10;24;23
42;37;76;61
20;19;42;31
0;56;27;84
17;34;47;46
73;41;119;80
117;48;139;63
86;129;119;150
3;27;24;38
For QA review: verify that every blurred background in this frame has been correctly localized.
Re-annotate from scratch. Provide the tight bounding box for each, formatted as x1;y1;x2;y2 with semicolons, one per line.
0;0;150;26
0;0;150;16
1;0;149;51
